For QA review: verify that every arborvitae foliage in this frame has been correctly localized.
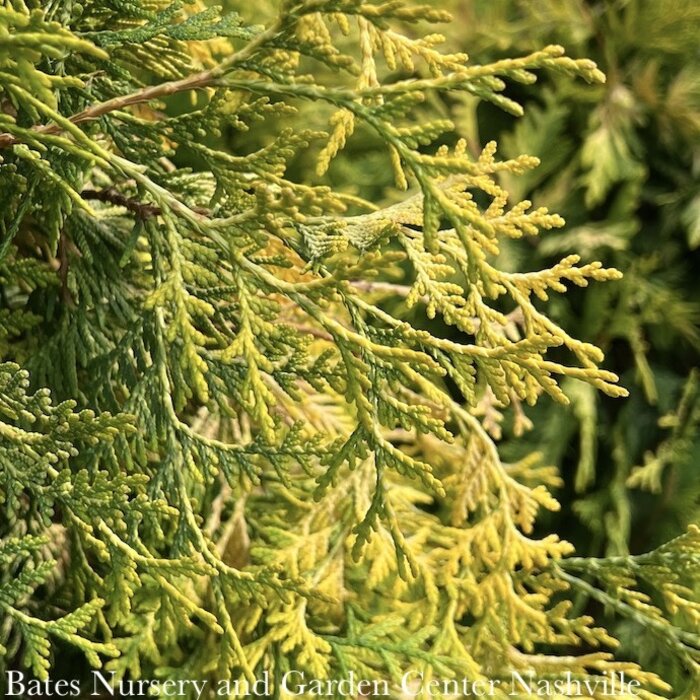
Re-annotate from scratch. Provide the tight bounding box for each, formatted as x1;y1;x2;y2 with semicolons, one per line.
442;0;700;549
403;1;700;687
0;1;698;698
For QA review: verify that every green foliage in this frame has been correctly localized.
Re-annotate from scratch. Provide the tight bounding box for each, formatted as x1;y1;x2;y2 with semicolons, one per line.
0;0;697;697
380;0;700;689
428;0;700;565
558;525;700;683
0;535;118;680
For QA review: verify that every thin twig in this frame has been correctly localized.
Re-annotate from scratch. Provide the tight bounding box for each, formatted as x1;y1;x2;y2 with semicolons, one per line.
81;187;211;220
80;187;162;220
0;18;283;150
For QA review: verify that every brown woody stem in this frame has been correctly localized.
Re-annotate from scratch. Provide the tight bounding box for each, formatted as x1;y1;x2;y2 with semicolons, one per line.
0;18;283;150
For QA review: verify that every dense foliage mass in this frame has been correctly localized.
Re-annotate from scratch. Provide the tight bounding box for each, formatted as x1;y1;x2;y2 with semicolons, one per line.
0;0;697;698
397;0;700;687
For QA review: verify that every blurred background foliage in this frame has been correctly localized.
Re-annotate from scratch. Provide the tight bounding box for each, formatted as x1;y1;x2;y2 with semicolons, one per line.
206;0;699;680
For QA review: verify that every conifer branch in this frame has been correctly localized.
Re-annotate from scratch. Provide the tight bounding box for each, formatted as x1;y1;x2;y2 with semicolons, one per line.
0;16;285;150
